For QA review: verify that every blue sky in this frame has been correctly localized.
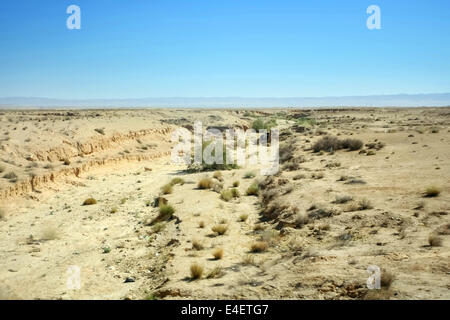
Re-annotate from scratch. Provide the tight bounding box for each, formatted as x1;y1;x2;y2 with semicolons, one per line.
0;0;449;99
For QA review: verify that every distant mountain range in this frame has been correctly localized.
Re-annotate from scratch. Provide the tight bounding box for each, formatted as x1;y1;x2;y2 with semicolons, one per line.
1;93;449;108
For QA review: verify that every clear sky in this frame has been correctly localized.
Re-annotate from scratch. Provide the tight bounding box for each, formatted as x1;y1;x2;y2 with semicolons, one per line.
0;0;449;99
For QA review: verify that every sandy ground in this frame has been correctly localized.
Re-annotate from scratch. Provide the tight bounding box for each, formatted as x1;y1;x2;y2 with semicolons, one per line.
0;107;449;300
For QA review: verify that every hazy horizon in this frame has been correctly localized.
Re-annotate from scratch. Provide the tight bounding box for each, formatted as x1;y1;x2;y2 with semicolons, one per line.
1;93;450;108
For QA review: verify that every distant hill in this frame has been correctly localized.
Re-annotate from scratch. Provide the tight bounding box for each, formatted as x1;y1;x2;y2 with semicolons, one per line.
1;93;449;108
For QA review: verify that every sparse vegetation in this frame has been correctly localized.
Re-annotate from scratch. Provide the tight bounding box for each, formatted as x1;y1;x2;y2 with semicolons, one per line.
161;183;173;194
313;135;363;152
206;266;223;279
190;263;203;280
428;234;442;247
170;177;185;186
232;180;240;187
334;195;353;204
213;171;223;181
158;204;175;220
82;198;97;206
239;213;249;222
424;186;441;197
197;177;213;189
3;171;17;180
211;224;228;235
192;239;204;250
244;171;256;179
246;183;259;196
212;248;224;260
251;241;268;253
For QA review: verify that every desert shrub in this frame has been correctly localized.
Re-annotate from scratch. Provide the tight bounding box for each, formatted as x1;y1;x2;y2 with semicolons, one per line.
366;150;376;156
246;183;259;196
341;138;363;151
251;241;268;253
170;177;185;186
110;207;118;213
0;166;4;173
253;224;266;231
252;118;276;131
192;239;204;250
262;201;289;219
334;195;353;204
212;248;224;260
311;172;324;179
261;189;278;205
424;186;440;197
161;183;173;194
211;224;228;235
313;136;340;152
158;204;175;221
233;180;240;187
294;213;309;228
244;171;256;179
82;198;97;206
206;266;223;279
3;172;17;180
197;178;213;189
213;171;223;181
428;234;442;247
313;136;364;152
279;143;295;163
63;159;71;165
282;160;301;171
231;188;240;198
220;189;233;201
198;221;205;228
239;213;249;222
242;254;256;266
190;263;203;280
293;173;305;180
358;198;373;210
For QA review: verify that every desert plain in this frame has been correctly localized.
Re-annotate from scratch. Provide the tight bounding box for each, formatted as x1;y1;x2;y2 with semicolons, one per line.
0;107;449;300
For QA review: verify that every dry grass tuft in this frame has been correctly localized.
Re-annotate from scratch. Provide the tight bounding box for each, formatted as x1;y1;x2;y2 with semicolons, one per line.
197;178;213;189
211;224;228;235
82;198;97;206
428;234;442;247
239;213;249;222
192;239;204;250
206;266;223;279
233;180;240;187
213;171;223;181
158;204;175;220
424;186;441;197
212;248;224;260
190;263;203;280
161;183;173;194
334;195;353;204
251;241;268;253
246;183;259;196
170;177;185;186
